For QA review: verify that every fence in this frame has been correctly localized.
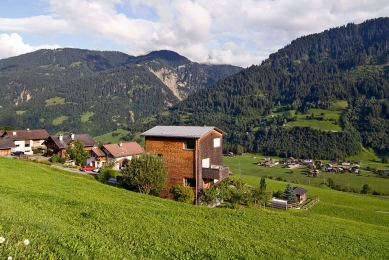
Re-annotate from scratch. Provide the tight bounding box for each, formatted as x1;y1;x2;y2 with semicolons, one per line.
301;197;320;210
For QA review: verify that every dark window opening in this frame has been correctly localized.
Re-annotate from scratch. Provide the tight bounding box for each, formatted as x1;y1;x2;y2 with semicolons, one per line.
184;178;196;188
184;139;195;150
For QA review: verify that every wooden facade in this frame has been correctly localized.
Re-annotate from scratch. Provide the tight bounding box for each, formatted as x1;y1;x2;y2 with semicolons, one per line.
46;134;96;159
142;126;230;204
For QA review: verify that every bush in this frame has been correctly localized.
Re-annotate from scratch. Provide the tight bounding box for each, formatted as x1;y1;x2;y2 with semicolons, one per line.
50;154;65;164
98;167;117;183
170;185;195;204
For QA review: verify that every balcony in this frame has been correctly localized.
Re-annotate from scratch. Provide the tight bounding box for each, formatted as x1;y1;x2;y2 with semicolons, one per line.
202;165;230;180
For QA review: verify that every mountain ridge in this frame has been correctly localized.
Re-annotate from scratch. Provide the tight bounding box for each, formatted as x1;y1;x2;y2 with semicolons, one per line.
0;48;242;135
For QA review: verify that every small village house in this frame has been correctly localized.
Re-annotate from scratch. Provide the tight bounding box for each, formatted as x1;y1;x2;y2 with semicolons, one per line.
0;138;16;156
90;142;143;170
1;129;49;155
45;133;96;158
293;187;308;203
141;125;231;204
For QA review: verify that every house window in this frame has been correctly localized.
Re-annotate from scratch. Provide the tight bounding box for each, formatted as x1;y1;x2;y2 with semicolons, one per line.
184;178;196;188
25;144;30;147
213;138;221;147
202;158;210;168
184;139;195;150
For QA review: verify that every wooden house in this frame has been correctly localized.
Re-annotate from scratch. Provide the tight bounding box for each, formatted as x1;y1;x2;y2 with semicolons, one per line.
141;126;231;204
90;142;143;170
0;138;16;156
293;187;308;203
1;129;49;155
45;133;96;158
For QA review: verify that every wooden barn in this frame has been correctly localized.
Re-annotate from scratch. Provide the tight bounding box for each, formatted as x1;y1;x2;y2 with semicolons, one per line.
294;187;308;203
141;126;231;204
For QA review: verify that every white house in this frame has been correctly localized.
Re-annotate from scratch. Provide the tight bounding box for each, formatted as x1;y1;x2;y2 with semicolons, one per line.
1;129;49;155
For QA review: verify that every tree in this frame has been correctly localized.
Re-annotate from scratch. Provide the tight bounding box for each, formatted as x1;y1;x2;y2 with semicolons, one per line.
327;177;335;189
252;177;271;207
282;183;298;203
65;140;89;166
361;183;371;194
122;152;167;195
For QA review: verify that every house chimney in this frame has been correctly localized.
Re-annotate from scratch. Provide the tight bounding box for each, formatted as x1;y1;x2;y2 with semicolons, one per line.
12;131;16;136
26;128;30;131
59;134;63;141
70;133;75;140
119;142;122;147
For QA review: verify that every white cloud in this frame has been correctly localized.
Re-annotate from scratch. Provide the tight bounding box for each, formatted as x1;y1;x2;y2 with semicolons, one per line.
0;0;388;66
0;33;60;59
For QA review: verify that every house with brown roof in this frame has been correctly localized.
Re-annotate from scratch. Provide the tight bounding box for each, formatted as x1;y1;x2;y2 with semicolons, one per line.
141;125;231;204
293;187;308;203
1;129;49;155
45;133;96;158
0;139;16;156
91;142;142;170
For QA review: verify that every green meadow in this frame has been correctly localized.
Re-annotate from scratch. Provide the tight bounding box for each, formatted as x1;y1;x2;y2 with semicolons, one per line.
0;157;388;259
93;129;131;144
52;116;69;126
223;153;389;195
45;97;65;107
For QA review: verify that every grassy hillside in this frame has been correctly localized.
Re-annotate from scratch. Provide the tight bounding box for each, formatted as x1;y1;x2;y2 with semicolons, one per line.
0;157;388;259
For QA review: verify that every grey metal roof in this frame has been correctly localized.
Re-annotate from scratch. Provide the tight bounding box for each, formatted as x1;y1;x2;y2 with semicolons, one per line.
141;126;225;139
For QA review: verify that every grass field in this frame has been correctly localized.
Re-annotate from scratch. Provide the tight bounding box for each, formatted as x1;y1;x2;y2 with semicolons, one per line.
0;157;389;259
80;111;95;123
15;110;25;115
52;116;69;126
45;97;65;107
223;153;389;195
93;129;131;144
269;101;346;132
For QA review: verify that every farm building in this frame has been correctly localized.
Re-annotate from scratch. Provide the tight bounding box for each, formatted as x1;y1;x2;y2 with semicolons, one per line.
294;187;308;203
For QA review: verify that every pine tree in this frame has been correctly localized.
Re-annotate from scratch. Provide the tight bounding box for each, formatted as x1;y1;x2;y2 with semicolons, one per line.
282;183;298;203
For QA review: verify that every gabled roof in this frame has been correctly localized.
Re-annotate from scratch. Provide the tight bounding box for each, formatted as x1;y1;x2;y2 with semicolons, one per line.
293;187;308;196
103;142;143;158
92;147;106;157
48;134;96;149
141;126;225;139
4;129;49;141
0;138;16;149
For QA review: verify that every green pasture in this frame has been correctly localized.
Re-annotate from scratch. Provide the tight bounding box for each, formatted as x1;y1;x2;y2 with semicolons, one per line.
287;119;341;131
70;61;81;68
45;97;65;107
52;115;68;126
223;153;389;195
0;157;388;259
15;110;25;115
80;111;95;123
328;100;348;110
93;129;131;144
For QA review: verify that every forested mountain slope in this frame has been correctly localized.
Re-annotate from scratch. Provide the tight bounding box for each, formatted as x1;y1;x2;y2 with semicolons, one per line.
146;17;389;159
0;49;241;135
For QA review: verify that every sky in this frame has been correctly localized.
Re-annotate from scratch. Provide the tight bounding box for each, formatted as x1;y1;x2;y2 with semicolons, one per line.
0;0;388;67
